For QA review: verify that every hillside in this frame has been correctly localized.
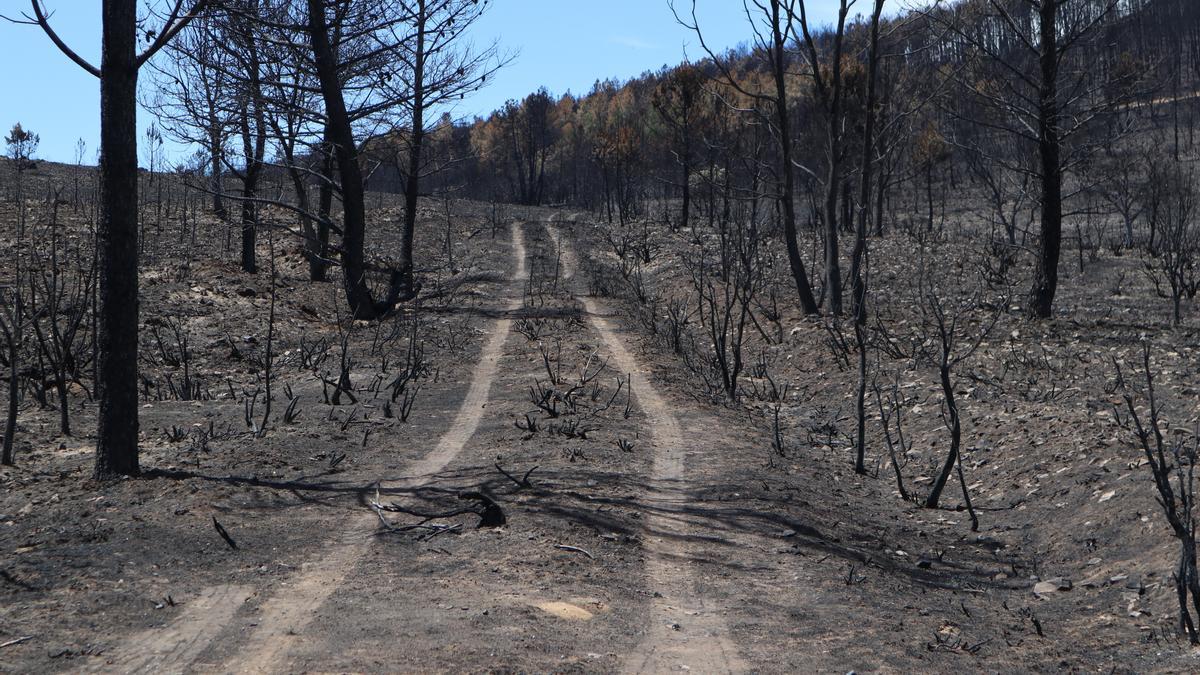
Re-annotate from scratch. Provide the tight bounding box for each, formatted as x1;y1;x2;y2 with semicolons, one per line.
4;0;1200;672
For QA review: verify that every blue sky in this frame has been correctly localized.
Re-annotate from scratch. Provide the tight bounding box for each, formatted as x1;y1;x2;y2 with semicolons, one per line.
0;1;895;163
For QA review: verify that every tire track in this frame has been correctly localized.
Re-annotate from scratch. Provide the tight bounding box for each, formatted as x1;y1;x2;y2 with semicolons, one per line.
86;585;253;674
546;220;744;674
92;223;526;675
224;222;527;674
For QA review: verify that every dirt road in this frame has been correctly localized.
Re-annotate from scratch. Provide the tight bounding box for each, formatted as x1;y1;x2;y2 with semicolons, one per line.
80;219;750;673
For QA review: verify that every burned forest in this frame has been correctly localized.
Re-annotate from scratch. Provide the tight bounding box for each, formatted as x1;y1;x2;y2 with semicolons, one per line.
3;0;1200;672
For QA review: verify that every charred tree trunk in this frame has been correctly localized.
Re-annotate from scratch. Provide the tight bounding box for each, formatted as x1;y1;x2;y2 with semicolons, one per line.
925;361;961;509
1;298;19;465
1029;0;1063;319
306;0;393;319
398;0;427;302
850;0;885;325
209;127;226;220
823;170;842;314
94;0;141;478
851;6;880;474
2;347;16;465
680;133;691;232
770;0;819;316
312;126;334;283
239;148;259;274
238;24;266;275
799;0;850;316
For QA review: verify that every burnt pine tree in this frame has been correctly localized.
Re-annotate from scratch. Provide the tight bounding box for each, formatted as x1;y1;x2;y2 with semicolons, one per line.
396;0;430;300
304;0;387;319
1030;0;1062;319
851;0;887;475
225;4;267;275
937;0;1128;318
652;64;704;232
301;0;500;316
20;0;210;478
792;0;853;316
392;0;502;300
672;0;820;316
146;10;234;222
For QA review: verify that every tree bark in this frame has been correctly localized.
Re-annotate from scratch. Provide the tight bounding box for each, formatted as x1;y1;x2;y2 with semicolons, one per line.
851;0;885;324
770;0;819;316
313;125;334;282
398;0;427;301
94;0;141;478
680;127;691;232
2;325;18;465
209;127;226;219
237;20;266;275
925;362;960;509
306;0;394;319
239;138;259;274
1029;0;1063;319
809;0;851;317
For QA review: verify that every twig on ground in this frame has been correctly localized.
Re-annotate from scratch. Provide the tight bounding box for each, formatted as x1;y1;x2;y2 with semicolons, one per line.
554;544;595;559
495;462;538;489
211;517;237;550
0;636;33;649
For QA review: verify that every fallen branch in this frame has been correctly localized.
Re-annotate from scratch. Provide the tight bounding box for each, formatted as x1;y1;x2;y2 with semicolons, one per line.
460;491;506;527
371;487;504;529
421;522;463;541
554;544;594;559
371;503;465;540
0;636;32;649
370;487;474;519
211;517;237;550
495;462;539;489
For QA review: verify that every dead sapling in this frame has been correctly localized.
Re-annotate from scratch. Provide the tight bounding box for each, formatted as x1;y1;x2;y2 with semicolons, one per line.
164;425;189;443
873;372;914;503
844;563;867;586
298;335;331;371
328;452;347;471
243;388;261;433
282;384;301;424
25;198;96;436
515;412;540;437
320;293;359;405
489;199;504;239
623;374;634;419
339;406;362;432
528;380;561;417
919;279;997;529
147;317;205;401
495;462;539;490
0;283;26;466
1114;343;1200;643
383;326;429;421
882;256;1001;527
385;379;423;422
684;215;763;400
578;373;627;422
661;294;692;355
561;350;608;415
771;382;791;458
539;337;565;385
1142;161;1199;325
255;227;279;439
548;417;599;440
822;318;853;373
